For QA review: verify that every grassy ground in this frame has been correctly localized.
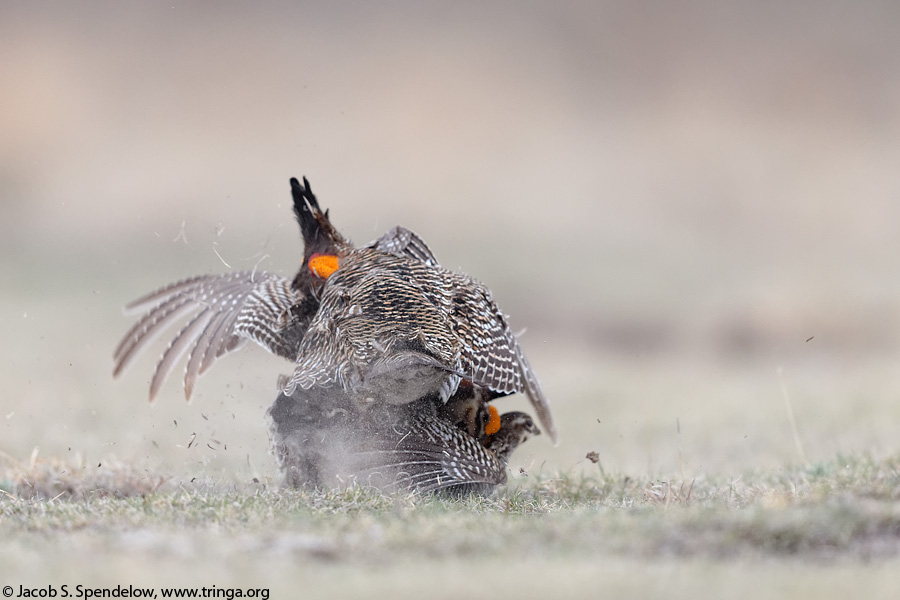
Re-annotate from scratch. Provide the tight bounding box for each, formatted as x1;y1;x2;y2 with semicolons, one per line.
3;452;900;599
5;4;900;598
5;251;900;599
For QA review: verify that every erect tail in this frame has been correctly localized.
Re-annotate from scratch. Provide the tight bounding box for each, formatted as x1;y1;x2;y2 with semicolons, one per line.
290;176;349;258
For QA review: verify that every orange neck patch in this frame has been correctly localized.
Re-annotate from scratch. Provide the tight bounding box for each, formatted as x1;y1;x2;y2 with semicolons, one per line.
308;253;339;278
484;405;501;436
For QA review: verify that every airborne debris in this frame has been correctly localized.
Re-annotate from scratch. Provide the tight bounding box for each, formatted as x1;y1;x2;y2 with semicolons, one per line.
113;175;553;494
173;220;188;244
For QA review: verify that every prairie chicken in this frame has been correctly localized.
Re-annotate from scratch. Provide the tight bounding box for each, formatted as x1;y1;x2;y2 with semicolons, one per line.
113;176;555;490
268;387;540;495
112;178;431;400
280;185;557;444
114;176;555;440
351;410;541;496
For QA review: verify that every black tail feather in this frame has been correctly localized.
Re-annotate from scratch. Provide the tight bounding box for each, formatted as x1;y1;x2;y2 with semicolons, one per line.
289;176;348;256
291;176;322;251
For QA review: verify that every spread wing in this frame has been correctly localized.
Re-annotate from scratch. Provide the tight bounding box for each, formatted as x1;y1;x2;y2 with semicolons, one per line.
368;226;440;267
113;271;306;401
448;276;559;444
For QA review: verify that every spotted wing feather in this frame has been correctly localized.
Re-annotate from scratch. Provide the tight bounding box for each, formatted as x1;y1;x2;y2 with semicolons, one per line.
368;226;440;267
446;274;558;443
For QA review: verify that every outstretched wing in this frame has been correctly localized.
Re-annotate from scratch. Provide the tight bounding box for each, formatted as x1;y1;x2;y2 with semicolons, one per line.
448;276;559;444
113;271;305;401
368;226;440;267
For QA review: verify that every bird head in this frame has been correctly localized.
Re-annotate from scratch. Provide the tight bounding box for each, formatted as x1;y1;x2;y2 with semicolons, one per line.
482;410;541;465
290;176;351;287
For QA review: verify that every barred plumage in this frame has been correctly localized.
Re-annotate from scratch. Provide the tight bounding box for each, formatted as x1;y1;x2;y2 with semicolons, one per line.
352;412;535;496
113;271;306;401
112;178;438;402
268;390;540;495
114;175;554;491
283;246;558;442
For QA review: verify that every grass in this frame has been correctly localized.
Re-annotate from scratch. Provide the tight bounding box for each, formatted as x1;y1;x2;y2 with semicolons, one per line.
6;255;900;598
4;453;900;598
4;453;900;558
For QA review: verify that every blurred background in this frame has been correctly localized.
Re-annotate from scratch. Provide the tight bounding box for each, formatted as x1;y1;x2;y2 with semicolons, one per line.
3;0;900;485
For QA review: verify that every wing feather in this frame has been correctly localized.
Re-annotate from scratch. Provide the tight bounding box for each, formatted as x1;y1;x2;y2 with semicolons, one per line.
368;226;440;267
113;295;196;376
183;308;234;398
113;271;304;401
150;307;213;401
447;276;558;443
346;414;506;494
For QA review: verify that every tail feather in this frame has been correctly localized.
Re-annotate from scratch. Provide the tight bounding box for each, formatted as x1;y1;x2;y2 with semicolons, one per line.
290;176;348;256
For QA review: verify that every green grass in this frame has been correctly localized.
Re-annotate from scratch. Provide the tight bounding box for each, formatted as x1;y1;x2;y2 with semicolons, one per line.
4;454;900;598
5;331;900;599
4;454;900;558
6;257;900;598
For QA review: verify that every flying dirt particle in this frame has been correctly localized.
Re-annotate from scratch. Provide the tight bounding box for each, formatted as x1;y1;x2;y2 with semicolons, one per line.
586;451;600;464
97;462;102;468
806;336;814;342
174;220;187;244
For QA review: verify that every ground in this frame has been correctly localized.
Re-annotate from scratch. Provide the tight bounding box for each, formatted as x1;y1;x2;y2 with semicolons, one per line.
5;3;900;598
3;454;900;599
4;257;900;598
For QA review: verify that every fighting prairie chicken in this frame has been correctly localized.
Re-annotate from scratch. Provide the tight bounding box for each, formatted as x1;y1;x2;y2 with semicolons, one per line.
268;387;541;495
113;176;556;491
